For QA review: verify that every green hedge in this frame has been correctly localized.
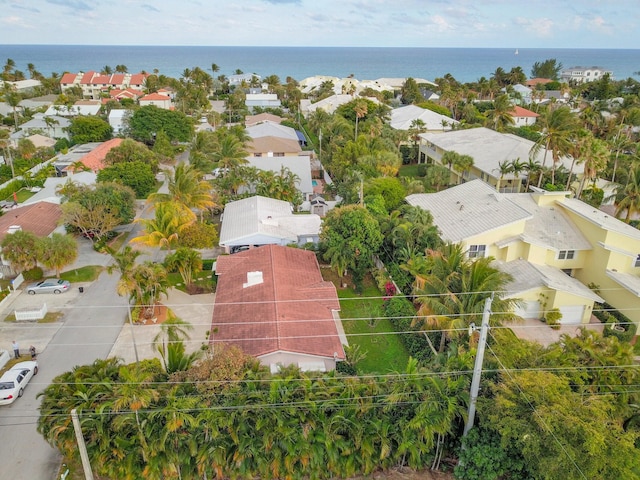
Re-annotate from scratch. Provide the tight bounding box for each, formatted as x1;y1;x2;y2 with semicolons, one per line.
595;301;637;342
384;296;434;363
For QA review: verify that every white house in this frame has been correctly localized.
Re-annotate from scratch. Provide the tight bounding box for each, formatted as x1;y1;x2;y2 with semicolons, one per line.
390;105;458;132
108;109;130;135
560;66;613;84
245;93;281;109
218;196;321;253
139;93;172;110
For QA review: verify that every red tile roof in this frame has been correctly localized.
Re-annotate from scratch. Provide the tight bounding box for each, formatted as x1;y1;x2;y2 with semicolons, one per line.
211;245;345;360
92;75;110;84
110;74;125;85
510;106;539;117
140;93;171;102
0;202;62;241
129;73;148;85
69;138;123;173
80;71;97;84
60;73;78;84
526;78;553;87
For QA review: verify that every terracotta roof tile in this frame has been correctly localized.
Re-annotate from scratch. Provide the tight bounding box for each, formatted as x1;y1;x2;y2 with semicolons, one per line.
60;73;78;84
80;71;97;84
140;93;170;101
211;245;345;360
110;74;125;84
511;105;539;117
0;202;62;241
70;138;123;173
92;75;110;84
129;73;148;85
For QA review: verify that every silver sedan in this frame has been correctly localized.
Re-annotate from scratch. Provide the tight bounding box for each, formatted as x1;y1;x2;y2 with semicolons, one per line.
26;279;71;295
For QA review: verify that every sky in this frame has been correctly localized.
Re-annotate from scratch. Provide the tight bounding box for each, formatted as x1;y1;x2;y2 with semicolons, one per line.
0;0;638;49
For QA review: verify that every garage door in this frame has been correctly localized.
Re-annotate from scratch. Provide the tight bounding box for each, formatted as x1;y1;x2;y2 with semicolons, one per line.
558;305;585;325
514;301;541;320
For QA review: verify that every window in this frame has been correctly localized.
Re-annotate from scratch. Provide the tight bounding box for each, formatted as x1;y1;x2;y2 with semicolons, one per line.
468;245;486;259
634;255;640;267
558;250;575;260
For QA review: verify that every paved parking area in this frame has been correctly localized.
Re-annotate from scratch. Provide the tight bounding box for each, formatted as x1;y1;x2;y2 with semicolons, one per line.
509;316;604;347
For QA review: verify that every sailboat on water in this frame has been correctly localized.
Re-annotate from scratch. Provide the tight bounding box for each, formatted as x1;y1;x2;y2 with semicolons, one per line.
515;48;519;55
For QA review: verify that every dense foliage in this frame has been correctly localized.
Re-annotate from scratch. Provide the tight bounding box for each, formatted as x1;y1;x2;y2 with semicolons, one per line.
38;350;468;480
67;116;113;144
97;160;157;198
126;105;194;143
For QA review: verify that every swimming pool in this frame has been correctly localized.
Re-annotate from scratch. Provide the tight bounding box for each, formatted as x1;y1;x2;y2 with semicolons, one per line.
312;180;318;187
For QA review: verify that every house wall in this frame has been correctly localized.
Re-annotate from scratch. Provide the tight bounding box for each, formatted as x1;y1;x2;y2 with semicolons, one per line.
543;248;588;269
561;208;640;328
548;290;594;324
461;221;527;259
500;240;528;262
220;233;296;253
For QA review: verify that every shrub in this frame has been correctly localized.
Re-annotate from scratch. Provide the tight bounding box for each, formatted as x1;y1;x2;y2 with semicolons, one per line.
545;308;562;330
23;266;43;281
180;222;219;249
383;296;432;363
202;259;215;271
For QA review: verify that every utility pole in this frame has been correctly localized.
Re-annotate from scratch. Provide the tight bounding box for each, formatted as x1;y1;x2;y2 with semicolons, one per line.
463;293;493;437
71;408;95;480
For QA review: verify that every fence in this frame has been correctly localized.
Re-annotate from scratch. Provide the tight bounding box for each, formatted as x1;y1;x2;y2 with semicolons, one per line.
15;303;47;322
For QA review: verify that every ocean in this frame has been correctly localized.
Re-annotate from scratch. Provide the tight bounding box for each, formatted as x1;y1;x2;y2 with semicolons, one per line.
1;45;639;84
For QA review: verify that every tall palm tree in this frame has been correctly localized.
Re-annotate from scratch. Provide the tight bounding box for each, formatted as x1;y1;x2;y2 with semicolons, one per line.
576;135;609;197
495;160;513;192
452;154;474;184
485;94;515;132
411;243;515;352
614;164;640;222
531;106;579;187
164;247;202;287
131;201;195;252
212;134;248;171
148;163;215;219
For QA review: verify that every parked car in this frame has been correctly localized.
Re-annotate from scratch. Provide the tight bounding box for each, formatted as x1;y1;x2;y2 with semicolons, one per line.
0;361;38;405
26;279;71;295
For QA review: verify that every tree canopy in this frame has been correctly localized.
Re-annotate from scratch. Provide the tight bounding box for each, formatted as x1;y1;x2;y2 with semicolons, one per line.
97;161;157;198
67;116;112;145
126;105;194;143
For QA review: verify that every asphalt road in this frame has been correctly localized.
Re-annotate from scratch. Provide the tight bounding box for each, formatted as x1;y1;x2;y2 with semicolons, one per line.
0;271;131;479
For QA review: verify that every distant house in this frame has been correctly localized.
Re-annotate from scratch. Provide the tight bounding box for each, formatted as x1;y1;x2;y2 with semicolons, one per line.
560;66;613;84
108;109;130;135
389;105;458;132
245;93;281;110
139;93;172;110
229;73;260;86
0;201;64;273
23;134;56;149
245;113;284;127
53;139;123;175
210;244;346;372
17;113;70;140
526;78;553;88
5;79;42;94
301;94;380;117
219;196;321;253
418;127;572;192
247;136;302;157
19;94;57;110
45;101;101;117
509;106;539;127
245;154;314;200
60;71;149;99
246;120;300;143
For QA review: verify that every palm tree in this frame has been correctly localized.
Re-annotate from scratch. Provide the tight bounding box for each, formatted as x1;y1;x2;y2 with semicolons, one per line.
452;154;474;184
576;135;609;197
129;261;169;318
153;312;200;373
614;164;640;222
148;163;216;219
485;94;515;132
164;247;202;287
495;160;513;192
131;201;195;252
353;99;368;140
531;106;579;187
410;243;515;353
212;134;248;171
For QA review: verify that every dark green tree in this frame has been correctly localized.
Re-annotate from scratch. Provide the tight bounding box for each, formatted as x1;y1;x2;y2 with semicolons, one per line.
530;58;563;80
126;105;193;143
67;116;113;144
97;161;156;198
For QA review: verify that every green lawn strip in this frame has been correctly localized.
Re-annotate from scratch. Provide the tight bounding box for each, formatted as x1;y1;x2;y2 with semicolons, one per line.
168;271;214;293
15;189;36;203
338;286;410;374
60;265;104;282
398;164;423;178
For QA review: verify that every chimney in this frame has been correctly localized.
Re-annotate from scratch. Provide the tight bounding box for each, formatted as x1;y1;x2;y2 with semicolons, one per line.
243;271;264;288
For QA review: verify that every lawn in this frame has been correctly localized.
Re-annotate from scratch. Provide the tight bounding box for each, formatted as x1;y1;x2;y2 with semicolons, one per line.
167;270;215;293
398;164;423;179
60;265;104;282
322;268;410;374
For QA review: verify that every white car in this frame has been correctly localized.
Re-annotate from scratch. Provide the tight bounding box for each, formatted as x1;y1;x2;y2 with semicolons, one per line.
0;361;39;405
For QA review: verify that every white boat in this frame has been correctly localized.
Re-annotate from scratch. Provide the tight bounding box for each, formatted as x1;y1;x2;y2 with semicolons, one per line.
515;49;519;55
